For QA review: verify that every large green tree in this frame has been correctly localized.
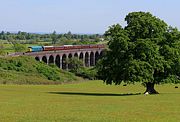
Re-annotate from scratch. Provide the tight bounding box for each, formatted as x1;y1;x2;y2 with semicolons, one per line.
97;12;180;94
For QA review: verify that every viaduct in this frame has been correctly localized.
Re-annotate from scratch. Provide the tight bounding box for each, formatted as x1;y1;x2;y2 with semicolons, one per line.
24;46;105;70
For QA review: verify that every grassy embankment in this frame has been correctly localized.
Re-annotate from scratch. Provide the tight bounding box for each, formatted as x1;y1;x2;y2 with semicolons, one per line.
0;56;82;84
0;81;179;122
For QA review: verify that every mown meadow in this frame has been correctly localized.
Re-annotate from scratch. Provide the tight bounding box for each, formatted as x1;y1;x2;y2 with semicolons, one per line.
0;81;179;122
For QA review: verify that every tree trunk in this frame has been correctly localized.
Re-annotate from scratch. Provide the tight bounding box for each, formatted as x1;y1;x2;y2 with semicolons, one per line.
144;82;159;94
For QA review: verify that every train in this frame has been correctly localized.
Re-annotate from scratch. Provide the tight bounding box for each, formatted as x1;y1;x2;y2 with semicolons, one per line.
28;44;105;52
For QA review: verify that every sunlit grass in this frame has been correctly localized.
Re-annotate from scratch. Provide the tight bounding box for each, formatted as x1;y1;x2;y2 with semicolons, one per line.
0;81;179;122
1;42;51;54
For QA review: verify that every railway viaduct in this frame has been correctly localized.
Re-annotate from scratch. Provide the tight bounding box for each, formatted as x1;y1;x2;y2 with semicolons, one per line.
24;46;105;70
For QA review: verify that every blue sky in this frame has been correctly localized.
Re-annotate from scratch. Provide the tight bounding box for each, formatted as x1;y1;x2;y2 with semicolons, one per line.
0;0;179;34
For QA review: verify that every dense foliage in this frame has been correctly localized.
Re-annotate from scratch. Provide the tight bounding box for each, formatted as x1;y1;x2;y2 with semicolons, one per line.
0;56;81;84
67;57;98;80
97;12;180;94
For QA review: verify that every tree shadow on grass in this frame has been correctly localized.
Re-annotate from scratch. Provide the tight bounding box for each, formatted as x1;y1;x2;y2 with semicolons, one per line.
48;92;141;97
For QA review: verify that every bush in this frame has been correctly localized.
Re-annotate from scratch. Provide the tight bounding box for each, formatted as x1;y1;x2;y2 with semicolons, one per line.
74;67;98;80
162;75;180;84
36;63;60;81
66;57;98;80
0;56;36;72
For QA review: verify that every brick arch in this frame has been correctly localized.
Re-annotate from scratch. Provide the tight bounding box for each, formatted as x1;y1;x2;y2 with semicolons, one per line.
42;56;47;64
74;53;78;58
79;52;83;61
90;52;95;66
48;55;54;65
95;51;100;65
35;56;40;61
85;52;89;67
55;55;60;68
62;54;67;70
68;53;73;69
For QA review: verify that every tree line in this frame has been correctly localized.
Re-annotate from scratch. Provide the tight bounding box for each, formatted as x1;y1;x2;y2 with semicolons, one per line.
0;31;104;44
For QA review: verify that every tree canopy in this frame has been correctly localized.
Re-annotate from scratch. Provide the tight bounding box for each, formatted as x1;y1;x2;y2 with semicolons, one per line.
97;12;180;94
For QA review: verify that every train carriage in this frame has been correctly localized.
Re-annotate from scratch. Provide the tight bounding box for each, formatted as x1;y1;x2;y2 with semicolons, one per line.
89;44;98;48
81;45;90;49
63;45;73;50
72;45;82;49
54;46;64;51
43;46;54;51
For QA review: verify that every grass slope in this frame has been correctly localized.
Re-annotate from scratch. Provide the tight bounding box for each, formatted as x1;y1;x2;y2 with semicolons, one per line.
0;56;82;84
0;81;179;122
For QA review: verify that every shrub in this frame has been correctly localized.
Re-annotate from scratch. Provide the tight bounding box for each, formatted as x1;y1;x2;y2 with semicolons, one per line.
74;67;98;80
36;63;60;81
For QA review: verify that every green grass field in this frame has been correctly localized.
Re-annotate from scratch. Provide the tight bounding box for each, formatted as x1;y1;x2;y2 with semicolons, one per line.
0;41;52;54
0;81;180;122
